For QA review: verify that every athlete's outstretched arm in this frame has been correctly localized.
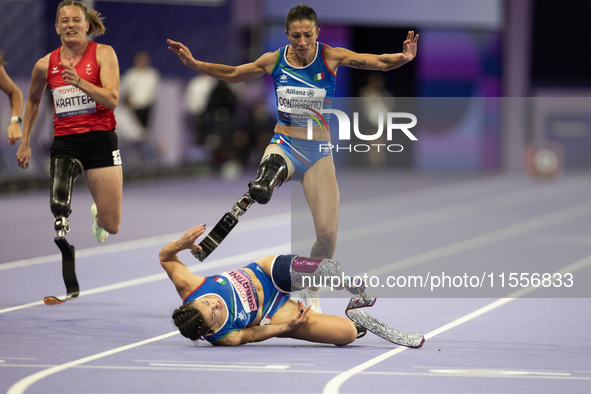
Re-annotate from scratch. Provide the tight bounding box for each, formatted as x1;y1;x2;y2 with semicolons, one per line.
215;301;311;346
159;224;207;299
0;65;24;145
326;30;419;72
167;39;277;83
16;55;49;169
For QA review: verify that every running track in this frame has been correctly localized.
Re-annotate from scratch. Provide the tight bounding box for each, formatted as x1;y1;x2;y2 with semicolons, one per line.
1;170;590;393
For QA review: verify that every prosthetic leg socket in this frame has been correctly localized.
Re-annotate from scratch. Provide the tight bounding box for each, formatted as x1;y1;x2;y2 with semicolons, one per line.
248;153;289;204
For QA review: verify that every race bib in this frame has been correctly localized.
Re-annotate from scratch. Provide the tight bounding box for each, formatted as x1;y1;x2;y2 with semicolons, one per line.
223;270;258;313
52;85;97;119
277;86;327;122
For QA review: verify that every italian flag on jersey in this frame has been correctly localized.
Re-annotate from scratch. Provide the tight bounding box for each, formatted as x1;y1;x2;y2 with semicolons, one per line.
214;277;226;285
314;72;325;81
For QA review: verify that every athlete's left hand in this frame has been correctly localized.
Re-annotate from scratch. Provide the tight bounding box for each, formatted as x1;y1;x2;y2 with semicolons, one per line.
59;62;81;88
287;301;311;330
176;224;207;253
167;39;197;69
400;30;419;62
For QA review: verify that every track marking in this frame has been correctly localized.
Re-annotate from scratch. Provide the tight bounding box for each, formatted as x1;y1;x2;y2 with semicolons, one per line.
322;253;591;394
292;177;591;252
0;213;291;271
429;369;570;376
291;174;590;223
365;199;591;277
149;363;290;370
0;243;290;314
6;331;180;394
3;362;590;380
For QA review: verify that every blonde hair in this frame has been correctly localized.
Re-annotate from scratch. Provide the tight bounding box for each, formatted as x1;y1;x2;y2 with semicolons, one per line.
56;1;106;37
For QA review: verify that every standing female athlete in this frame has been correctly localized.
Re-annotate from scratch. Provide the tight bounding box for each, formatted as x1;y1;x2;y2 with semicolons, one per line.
168;4;418;310
16;0;122;244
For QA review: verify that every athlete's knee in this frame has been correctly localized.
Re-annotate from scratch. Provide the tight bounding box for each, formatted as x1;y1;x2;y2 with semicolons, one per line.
248;153;289;204
50;157;83;218
316;232;336;250
99;212;120;234
103;222;119;235
311;233;337;259
338;323;358;346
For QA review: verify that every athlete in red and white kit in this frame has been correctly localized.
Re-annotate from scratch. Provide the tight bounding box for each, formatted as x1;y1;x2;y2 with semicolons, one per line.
16;0;121;244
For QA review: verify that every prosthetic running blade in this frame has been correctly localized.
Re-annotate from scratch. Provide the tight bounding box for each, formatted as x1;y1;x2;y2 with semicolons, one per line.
192;193;253;261
345;295;425;348
43;237;80;305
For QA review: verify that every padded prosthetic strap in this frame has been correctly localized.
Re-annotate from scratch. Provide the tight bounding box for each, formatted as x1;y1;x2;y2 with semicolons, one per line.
50;157;83;218
290;256;344;291
345;295;425;348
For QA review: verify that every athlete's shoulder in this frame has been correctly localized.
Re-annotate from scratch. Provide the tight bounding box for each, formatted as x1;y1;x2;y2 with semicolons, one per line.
33;54;51;77
257;49;280;65
322;44;352;61
95;43;116;57
254;50;281;74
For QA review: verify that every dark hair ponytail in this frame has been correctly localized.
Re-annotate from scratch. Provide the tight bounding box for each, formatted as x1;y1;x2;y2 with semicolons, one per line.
172;303;210;340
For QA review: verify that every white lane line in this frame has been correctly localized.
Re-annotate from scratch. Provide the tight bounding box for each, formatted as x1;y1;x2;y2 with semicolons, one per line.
149;363;290;370
6;331;180;394
0;243;291;315
429;369;570;376
0;213;291;271
3;363;591;380
293;177;591;253
290;172;519;222
3;173;562;271
365;200;591;277
4;188;590;314
323;253;591;394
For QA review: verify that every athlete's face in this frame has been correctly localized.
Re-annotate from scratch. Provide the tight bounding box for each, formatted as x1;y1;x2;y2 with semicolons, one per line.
55;6;89;43
285;20;319;62
194;296;224;334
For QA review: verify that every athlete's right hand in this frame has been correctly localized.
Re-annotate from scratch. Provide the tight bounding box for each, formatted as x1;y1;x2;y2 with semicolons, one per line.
167;39;197;69
16;143;31;169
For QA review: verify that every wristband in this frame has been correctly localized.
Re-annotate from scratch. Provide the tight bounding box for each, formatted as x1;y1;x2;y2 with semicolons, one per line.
10;116;22;124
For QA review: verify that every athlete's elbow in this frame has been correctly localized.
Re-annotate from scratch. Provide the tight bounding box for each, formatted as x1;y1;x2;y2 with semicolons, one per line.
105;97;119;111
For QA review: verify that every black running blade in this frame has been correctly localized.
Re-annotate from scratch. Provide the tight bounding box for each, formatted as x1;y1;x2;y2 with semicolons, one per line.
192;212;239;261
44;240;79;305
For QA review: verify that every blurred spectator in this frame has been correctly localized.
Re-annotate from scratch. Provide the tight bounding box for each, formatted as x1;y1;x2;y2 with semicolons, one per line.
358;73;396;168
185;72;217;145
245;98;275;166
121;50;160;135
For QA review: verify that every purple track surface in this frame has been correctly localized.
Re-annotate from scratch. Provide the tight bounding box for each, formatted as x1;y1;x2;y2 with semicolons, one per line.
1;170;590;394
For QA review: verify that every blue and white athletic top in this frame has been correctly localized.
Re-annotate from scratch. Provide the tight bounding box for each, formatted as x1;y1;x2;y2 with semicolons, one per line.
183;263;291;343
184;269;259;342
271;43;337;128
